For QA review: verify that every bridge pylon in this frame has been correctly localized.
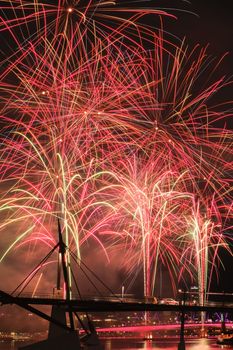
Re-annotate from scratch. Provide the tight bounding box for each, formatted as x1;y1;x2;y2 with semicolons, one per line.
18;218;103;350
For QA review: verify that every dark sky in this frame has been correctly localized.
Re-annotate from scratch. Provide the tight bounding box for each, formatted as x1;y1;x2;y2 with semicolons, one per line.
160;0;233;78
145;0;233;89
158;0;233;56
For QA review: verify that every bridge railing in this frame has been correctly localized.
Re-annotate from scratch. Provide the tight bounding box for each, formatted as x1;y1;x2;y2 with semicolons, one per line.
3;291;233;308
4;292;157;304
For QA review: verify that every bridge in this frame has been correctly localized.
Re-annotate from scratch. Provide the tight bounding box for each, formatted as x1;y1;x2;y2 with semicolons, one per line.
1;291;233;350
1;220;232;350
1;290;233;314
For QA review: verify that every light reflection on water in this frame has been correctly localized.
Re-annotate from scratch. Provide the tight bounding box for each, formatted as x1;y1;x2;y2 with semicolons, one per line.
102;338;231;349
0;338;232;350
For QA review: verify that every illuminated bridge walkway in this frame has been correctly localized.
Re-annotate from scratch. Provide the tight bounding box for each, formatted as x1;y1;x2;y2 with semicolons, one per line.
96;322;233;334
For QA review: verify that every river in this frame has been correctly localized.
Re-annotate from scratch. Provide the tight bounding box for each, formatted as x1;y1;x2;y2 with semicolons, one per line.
0;338;232;349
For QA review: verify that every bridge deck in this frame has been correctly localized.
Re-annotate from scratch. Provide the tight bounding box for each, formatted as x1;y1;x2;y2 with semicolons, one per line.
0;290;232;313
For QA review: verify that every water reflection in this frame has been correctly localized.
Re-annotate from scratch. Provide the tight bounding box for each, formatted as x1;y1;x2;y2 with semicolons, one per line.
101;338;233;349
189;338;212;349
143;340;154;349
1;338;233;350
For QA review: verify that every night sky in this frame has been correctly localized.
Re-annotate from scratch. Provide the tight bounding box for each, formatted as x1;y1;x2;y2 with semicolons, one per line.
152;0;233;83
166;1;233;53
